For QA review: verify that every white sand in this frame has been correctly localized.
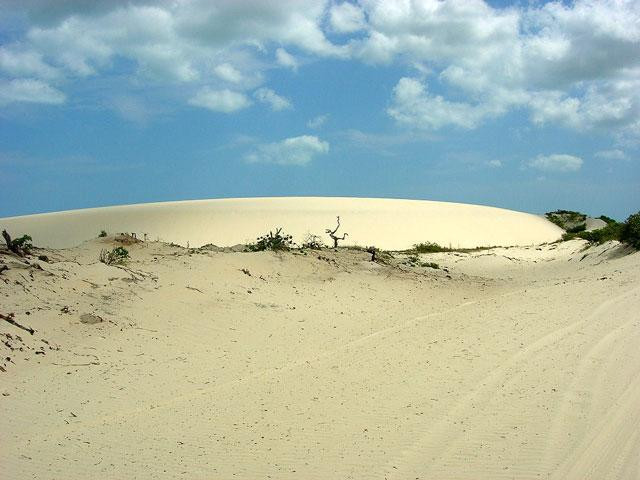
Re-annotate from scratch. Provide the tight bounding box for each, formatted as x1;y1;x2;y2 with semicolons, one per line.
0;197;562;249
2;202;639;479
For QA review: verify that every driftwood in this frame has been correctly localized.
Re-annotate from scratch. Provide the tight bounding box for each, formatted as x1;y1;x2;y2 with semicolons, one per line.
2;230;21;256
1;313;35;335
325;216;348;248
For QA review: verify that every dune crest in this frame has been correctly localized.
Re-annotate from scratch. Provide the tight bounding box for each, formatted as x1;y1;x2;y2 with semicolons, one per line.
0;197;562;249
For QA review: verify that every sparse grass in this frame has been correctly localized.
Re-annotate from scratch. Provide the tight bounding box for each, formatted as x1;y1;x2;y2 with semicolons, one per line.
413;242;451;253
99;246;129;265
301;233;325;250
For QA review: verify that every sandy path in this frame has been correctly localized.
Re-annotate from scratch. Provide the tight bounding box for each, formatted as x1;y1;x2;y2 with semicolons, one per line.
1;239;639;479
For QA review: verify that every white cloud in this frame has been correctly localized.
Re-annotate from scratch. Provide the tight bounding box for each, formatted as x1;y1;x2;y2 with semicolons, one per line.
387;77;496;130
244;135;329;165
0;78;65;105
358;0;640;135
307;114;329;129
1;0;639;139
595;149;627;161
487;159;502;168
528;154;583;172
2;1;346;103
330;2;367;33
214;63;244;84
188;88;251;113
275;48;298;71
253;87;292;111
0;47;60;79
111;95;156;124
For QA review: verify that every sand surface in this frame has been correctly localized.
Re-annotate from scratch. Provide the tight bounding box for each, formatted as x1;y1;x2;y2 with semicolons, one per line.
1;231;639;479
0;197;562;249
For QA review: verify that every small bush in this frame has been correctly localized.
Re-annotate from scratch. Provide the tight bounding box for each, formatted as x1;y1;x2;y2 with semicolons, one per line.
621;211;640;249
577;222;624;244
566;223;587;234
598;215;617;225
421;262;440;269
545;210;587;230
99;246;129;265
247;228;293;252
98;230;107;237
12;234;33;252
413;242;450;253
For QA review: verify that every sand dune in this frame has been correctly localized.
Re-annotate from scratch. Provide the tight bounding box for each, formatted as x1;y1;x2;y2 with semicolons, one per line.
0;197;562;249
2;201;638;479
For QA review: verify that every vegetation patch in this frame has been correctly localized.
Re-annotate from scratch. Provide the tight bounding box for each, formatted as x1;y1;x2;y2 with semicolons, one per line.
413;242;451;253
560;210;639;249
247;228;294;252
99;246;130;265
545;210;587;231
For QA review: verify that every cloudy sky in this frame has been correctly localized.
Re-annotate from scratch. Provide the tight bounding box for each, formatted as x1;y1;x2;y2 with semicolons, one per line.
1;0;638;219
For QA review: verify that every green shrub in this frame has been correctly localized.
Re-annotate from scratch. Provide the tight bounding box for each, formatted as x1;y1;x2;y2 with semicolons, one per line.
545;210;587;230
413;242;450;253
577;222;624;244
12;234;33;252
566;223;587;233
99;246;129;265
98;230;107;237
247;228;293;252
598;215;617;225
621;211;640;249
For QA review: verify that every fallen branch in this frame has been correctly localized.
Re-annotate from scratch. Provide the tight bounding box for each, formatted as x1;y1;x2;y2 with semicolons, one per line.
0;313;35;335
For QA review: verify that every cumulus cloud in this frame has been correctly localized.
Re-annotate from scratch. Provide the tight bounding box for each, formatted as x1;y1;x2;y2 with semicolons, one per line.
387;77;495;130
330;2;367;33
0;78;65;105
1;0;639;139
357;0;640;136
0;0;346;107
595;149;627;161
307;114;329;129
487;159;502;168
0;47;60;79
244;135;329;165
214;63;245;84
253;87;292;111
188;88;251;113
275;48;298;71
528;154;583;172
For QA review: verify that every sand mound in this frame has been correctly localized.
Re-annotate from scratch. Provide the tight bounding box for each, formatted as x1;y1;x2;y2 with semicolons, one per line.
1;238;639;479
0;197;562;250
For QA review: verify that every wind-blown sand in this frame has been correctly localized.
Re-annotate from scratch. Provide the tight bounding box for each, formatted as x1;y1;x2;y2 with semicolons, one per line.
0;197;562;249
1;201;639;479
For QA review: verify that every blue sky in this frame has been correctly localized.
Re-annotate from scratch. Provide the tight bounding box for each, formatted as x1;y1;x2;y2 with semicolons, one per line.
1;0;638;219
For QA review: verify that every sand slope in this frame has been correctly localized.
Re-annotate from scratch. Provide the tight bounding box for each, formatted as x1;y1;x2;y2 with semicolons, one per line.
0;197;562;249
1;235;639;479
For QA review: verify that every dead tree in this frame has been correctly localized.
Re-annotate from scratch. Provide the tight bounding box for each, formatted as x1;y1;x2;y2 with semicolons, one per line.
325;216;348;248
2;230;23;257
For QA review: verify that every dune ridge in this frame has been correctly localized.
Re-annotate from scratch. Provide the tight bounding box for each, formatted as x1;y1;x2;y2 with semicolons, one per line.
0;197;562;249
